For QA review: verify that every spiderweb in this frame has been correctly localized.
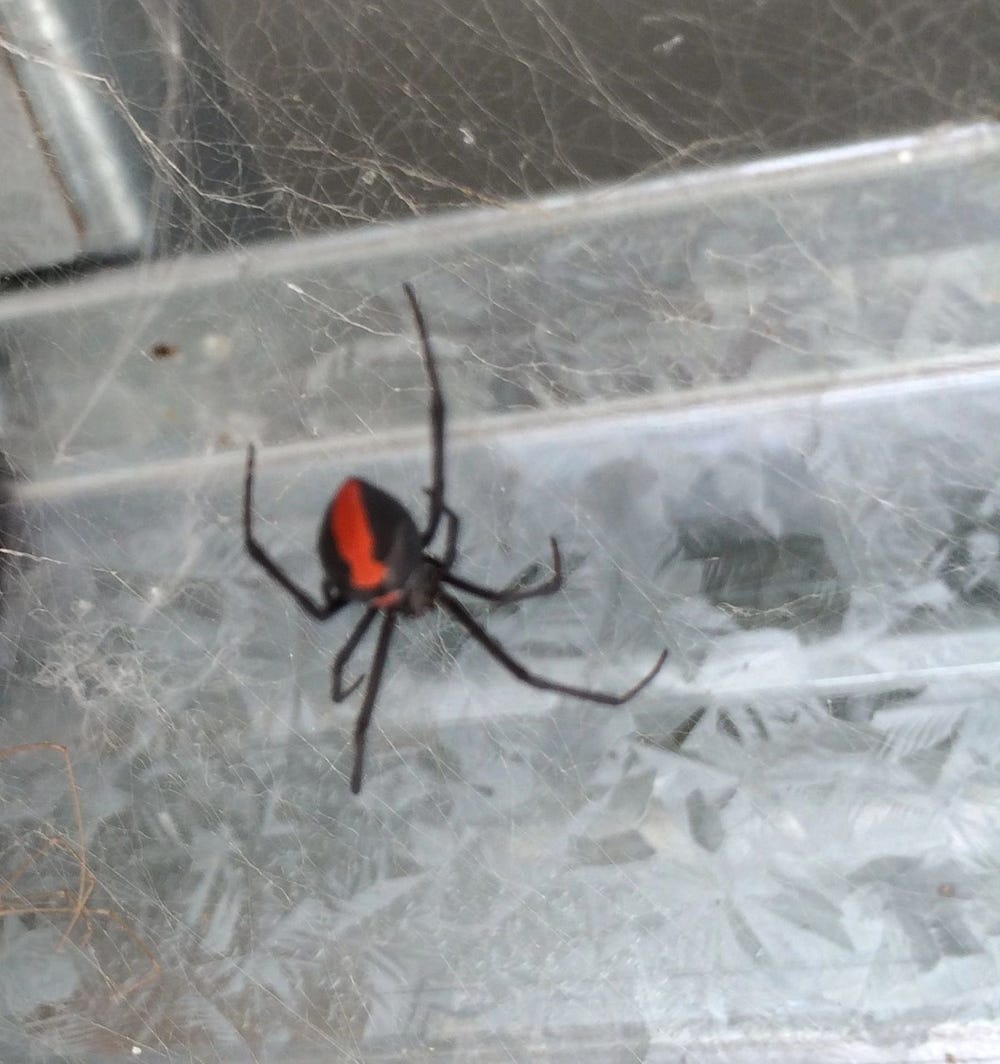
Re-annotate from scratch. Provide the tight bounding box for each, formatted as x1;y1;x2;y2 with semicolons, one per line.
1;2;1000;1062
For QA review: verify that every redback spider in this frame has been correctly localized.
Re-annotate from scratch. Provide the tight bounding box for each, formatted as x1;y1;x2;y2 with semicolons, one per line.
244;284;669;793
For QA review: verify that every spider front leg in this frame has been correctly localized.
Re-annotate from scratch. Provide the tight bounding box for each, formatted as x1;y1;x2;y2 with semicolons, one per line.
431;504;460;569
350;612;398;794
442;537;563;605
402;284;447;548
426;496;561;605
244;445;348;621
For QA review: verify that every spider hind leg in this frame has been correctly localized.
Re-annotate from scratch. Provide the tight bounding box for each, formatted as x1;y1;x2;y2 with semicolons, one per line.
437;589;668;706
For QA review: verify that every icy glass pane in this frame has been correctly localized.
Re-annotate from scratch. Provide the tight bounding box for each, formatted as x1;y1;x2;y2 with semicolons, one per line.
2;126;1000;1061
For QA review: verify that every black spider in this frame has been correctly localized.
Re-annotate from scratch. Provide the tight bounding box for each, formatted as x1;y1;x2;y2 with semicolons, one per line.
244;285;669;793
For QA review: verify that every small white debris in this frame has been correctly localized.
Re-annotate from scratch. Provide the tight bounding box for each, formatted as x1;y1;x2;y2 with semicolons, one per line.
654;34;684;57
202;333;234;361
156;810;182;844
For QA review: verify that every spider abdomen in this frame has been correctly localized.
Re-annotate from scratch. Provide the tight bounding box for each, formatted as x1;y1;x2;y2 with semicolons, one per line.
319;477;421;600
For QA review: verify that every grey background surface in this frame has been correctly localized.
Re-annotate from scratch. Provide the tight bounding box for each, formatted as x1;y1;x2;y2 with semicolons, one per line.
1;2;1000;1061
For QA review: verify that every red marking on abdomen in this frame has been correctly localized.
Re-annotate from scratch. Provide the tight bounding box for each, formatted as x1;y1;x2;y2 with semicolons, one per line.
372;589;403;609
331;479;388;589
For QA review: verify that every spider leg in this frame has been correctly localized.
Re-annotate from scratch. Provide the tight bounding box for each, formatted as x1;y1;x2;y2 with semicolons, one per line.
437;590;668;705
442;538;562;604
332;607;378;701
425;503;460;570
402;284;446;548
244;444;346;620
350;612;398;794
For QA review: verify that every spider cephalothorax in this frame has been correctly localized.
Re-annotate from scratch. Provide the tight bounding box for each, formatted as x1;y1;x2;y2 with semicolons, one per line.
244;285;669;794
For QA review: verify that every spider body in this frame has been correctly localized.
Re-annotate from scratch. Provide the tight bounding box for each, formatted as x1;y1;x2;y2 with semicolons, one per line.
320;477;424;610
245;284;669;794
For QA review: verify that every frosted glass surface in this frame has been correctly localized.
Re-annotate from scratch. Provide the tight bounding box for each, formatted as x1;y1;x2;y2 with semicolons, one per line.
2;127;1000;1061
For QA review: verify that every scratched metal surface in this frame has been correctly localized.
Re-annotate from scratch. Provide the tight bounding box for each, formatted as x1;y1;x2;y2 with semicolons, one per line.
2;129;1000;1060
